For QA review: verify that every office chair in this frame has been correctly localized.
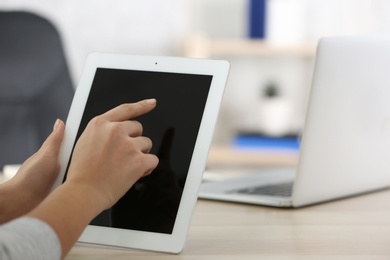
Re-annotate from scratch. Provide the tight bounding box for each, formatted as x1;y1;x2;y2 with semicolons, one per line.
0;11;74;169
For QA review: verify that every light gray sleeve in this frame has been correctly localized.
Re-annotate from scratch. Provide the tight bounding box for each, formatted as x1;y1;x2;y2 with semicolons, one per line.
0;217;61;260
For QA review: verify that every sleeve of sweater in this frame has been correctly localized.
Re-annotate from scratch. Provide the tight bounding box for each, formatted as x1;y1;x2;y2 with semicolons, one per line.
0;217;61;260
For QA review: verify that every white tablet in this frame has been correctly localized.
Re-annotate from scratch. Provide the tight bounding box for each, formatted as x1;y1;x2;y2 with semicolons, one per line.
54;53;229;253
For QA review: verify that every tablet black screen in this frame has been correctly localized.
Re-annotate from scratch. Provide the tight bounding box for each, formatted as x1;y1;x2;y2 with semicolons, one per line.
67;68;212;234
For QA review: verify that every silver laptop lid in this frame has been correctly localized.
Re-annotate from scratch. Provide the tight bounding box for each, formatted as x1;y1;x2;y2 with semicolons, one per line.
293;36;390;207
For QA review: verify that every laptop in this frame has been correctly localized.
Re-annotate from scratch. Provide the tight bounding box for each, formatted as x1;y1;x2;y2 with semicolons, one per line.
199;36;390;208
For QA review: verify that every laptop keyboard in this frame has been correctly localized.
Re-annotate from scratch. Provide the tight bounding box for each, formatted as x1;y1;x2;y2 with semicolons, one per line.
230;181;293;197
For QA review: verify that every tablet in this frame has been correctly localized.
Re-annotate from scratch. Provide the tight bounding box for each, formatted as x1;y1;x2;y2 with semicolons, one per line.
54;53;229;253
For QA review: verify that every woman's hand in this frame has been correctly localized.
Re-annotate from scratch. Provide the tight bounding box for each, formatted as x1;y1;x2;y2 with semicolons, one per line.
0;119;65;224
28;99;159;258
66;98;159;211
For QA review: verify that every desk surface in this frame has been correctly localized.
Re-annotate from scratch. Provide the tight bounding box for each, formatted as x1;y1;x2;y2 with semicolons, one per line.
67;188;390;259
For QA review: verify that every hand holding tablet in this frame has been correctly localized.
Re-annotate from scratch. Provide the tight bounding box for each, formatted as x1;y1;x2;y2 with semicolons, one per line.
52;53;229;253
28;99;160;258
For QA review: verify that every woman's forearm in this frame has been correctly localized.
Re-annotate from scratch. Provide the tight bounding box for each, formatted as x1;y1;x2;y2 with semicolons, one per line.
27;182;103;259
0;181;32;224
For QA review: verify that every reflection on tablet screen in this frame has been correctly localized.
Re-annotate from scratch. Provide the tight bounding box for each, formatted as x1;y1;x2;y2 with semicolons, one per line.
65;68;212;234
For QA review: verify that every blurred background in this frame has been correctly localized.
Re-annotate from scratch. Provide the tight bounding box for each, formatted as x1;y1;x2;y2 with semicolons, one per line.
1;0;390;169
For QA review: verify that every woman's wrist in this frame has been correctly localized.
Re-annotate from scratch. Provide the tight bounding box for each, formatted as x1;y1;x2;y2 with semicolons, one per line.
60;180;106;215
27;180;104;258
0;182;17;223
0;180;33;224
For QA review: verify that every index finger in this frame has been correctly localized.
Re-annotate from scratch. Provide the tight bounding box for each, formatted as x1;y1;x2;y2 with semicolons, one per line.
102;99;157;122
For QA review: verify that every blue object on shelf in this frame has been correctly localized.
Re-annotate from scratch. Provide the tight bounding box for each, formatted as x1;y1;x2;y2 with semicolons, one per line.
249;0;266;39
233;135;300;151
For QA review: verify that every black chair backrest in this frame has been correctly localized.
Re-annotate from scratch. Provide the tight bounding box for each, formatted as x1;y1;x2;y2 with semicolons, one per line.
0;11;74;168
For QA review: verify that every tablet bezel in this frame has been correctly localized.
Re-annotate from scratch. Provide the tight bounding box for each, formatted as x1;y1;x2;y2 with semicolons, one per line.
54;53;229;253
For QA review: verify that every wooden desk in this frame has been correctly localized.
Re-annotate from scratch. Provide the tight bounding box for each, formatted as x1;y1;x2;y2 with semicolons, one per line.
67;189;390;259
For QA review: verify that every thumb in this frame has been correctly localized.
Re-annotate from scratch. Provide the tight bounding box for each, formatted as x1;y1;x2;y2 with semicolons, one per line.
40;119;65;156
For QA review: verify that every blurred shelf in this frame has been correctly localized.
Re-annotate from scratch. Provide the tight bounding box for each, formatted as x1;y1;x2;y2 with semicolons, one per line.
183;34;317;58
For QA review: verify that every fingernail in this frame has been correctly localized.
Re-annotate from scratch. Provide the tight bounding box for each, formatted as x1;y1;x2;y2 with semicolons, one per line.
146;98;156;105
53;119;61;131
